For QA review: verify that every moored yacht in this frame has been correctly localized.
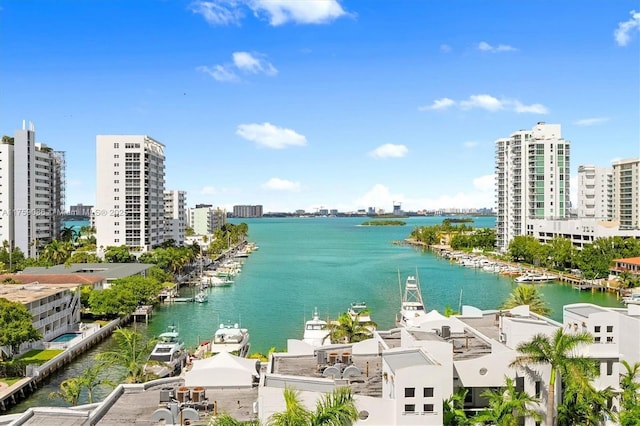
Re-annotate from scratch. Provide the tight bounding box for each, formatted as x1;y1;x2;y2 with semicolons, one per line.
347;302;376;331
303;307;331;346
144;325;187;378
396;272;428;328
514;272;558;283
196;322;251;358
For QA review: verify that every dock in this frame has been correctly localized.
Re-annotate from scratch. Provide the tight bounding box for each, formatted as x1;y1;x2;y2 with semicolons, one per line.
133;305;153;323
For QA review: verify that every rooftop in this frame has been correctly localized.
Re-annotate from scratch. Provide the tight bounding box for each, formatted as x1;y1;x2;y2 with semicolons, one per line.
0;274;105;285
22;263;155;280
0;283;79;304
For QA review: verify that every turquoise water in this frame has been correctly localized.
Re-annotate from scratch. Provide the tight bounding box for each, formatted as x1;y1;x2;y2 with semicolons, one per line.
8;215;623;411
143;216;623;354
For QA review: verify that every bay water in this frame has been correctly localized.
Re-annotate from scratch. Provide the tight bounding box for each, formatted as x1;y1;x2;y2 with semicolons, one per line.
11;216;622;411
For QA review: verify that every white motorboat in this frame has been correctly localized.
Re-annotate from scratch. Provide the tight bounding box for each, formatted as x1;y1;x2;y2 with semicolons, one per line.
303;307;331;346
144;325;187;378
396;272;428;328
194;287;208;303
622;293;640;305
514;273;558;283
197;322;251;358
347;302;376;331
200;272;233;288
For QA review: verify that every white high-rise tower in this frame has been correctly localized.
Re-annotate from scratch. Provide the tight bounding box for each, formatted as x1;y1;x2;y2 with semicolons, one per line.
0;121;65;258
495;122;571;251
95;135;165;252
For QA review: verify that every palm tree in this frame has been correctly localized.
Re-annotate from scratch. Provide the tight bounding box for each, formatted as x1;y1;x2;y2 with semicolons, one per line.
208;414;260;426
95;328;156;383
509;328;594;426
443;387;470;426
473;376;541;426
267;386;358;426
40;240;72;265
557;383;615;426
619;360;640;426
48;376;83;405
323;310;377;344
59;226;77;242
501;284;550;315
81;364;115;403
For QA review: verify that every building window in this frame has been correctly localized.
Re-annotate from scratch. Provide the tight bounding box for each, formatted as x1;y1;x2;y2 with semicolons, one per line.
535;381;541;398
404;388;415;398
606;336;614;343
423;404;434;412
404;404;415;413
606;361;613;376
606;325;613;333
594;337;601;343
423;387;434;397
114;143;119;148
594;326;601;333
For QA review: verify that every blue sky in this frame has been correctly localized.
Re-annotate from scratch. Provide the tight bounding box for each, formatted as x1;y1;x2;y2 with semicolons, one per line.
1;1;639;214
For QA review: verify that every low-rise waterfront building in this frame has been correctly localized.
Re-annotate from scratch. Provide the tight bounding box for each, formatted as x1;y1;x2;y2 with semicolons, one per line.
21;263;155;288
527;217;640;249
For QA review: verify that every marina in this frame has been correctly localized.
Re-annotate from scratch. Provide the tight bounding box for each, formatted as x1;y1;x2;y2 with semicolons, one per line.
2;216;626;413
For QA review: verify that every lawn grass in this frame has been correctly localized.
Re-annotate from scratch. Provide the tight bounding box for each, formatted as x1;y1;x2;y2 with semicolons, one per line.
0;377;23;386
16;349;64;364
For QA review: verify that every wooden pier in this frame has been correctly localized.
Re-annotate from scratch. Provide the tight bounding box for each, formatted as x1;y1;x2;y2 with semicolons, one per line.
133;305;153;323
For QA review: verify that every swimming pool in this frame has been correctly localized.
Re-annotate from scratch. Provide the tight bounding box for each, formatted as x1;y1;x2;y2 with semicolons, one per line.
51;333;82;343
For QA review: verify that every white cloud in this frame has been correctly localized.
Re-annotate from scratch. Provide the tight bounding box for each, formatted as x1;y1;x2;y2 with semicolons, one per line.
477;41;517;53
189;1;244;26
250;0;347;25
190;0;347;26
200;186;218;195
463;141;479;148
460;94;504;111
196;64;239;82
369;143;408;159
418;97;455;111
420;94;548;114
614;10;640;46
354;178;496;212
198;51;277;82
236;122;307;149
440;44;452;53
573;117;610;126
261;178;301;191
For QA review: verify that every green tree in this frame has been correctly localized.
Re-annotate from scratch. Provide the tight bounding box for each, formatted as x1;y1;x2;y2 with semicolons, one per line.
473;377;541;426
67;250;102;264
500;285;550;316
111;275;163;306
509;328;594;426
619;360;640;426
208;414;260;426
48;376;83;405
443;387;470;426
557;383;615;426
95;328;156;383
508;236;542;265
323;310;377;344
59;226;78;243
88;287;138;317
103;245;135;263
40;240;73;265
0;298;42;359
267;386;358;426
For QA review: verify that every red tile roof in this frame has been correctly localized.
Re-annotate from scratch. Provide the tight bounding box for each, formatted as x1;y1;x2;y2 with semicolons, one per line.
613;257;640;266
0;274;105;285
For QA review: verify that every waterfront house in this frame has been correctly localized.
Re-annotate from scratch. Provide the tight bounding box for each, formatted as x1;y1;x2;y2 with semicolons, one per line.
610;256;640;278
0;281;84;358
21;263;155;289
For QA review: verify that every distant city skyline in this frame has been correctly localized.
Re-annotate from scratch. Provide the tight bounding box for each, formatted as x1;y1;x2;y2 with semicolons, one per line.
1;1;638;213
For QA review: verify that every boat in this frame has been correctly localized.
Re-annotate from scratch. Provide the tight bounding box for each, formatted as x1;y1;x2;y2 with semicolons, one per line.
396;272;428;328
514;272;558;283
200;272;233;288
622;293;640;305
347;302;376;331
196;322;251;358
303;307;331;346
194;286;208;303
144;325;188;378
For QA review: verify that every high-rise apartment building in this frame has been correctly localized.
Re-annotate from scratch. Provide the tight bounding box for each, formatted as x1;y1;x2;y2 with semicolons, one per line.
577;165;612;220
95;135;165;252
613;158;640;230
495;122;571;251
164;190;186;245
0;121;65;257
233;205;263;218
188;204;226;235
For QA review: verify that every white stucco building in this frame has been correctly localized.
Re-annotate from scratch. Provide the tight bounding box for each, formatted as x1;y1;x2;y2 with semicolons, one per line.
187;204;226;236
613;158;640;230
95;135;165;252
0;121;65;258
164;190;186;245
495;122;571;252
578;165;613;220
